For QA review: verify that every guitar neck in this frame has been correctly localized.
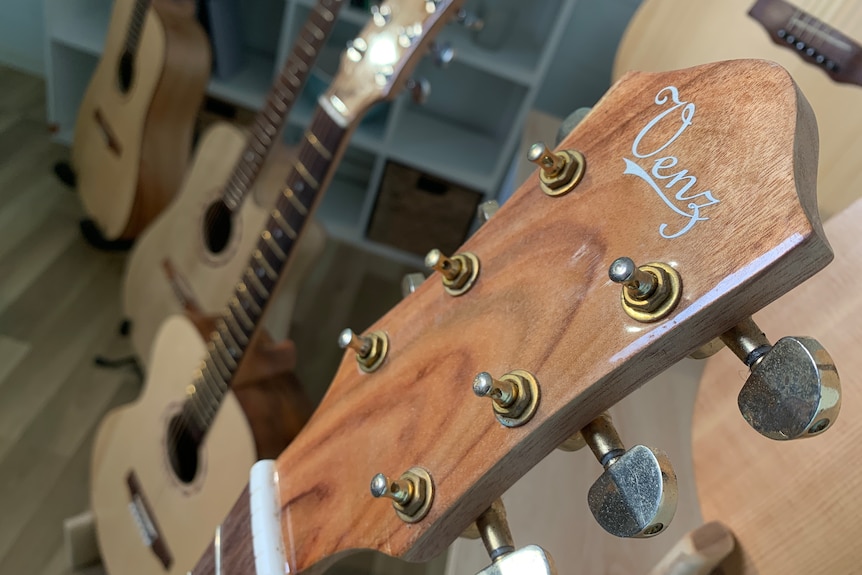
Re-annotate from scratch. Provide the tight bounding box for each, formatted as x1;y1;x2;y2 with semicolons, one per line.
124;0;153;57
182;105;349;441
221;0;345;210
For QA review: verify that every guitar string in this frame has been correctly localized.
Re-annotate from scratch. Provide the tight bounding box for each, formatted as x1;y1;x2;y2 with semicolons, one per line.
168;0;343;457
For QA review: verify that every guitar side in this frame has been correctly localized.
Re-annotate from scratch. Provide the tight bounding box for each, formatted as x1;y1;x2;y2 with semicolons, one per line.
73;0;210;240
613;0;862;220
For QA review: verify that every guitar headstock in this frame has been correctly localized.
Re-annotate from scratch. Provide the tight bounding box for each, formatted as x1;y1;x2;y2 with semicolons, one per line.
322;0;465;123
193;59;835;574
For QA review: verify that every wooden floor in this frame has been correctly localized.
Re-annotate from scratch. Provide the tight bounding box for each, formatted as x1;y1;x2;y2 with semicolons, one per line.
0;65;448;575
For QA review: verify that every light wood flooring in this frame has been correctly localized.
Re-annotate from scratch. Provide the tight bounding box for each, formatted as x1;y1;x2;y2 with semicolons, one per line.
0;65;445;575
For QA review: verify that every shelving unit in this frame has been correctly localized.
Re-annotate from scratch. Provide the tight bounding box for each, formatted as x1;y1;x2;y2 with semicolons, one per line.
43;0;576;265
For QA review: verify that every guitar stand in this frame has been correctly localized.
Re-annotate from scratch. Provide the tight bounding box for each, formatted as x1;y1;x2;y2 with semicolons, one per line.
79;219;135;251
52;161;77;189
63;510;101;570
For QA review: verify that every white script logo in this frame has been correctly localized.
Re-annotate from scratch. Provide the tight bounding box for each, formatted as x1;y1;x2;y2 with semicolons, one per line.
623;86;720;239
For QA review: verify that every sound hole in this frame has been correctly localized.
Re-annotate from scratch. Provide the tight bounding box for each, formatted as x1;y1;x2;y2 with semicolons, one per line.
203;199;234;255
117;51;135;93
167;415;199;484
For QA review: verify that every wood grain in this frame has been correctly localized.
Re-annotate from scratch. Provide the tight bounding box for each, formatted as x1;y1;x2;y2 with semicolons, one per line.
693;197;862;573
613;0;862;220
191;60;832;574
73;0;210;239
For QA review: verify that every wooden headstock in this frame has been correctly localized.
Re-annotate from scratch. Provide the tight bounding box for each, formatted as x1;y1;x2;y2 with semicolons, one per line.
193;59;833;574
323;0;465;124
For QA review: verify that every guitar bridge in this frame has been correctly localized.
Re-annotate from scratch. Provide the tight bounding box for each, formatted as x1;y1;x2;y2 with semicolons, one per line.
749;0;862;85
94;108;123;156
126;471;173;569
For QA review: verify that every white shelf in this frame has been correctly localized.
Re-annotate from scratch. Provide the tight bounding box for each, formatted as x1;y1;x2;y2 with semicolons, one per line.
49;0;110;57
438;24;540;86
316;171;366;241
293;0;369;28
208;51;274;110
387;107;499;191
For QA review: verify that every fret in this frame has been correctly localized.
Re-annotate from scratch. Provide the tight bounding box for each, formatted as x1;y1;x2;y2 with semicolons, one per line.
244;268;270;300
192;374;220;414
208;342;234;380
316;4;336;21
294;160;319;190
213;332;239;370
185;387;211;426
284;69;303;88
284;186;310;215
255;130;273;147
306;132;333;160
271;209;298;240
261;231;287;262
225;313;250;346
203;358;229;393
265;106;281;125
250;137;267;158
298;38;316;58
230;296;256;331
217;318;243;353
253;250;278;281
309;22;325;41
236;282;264;316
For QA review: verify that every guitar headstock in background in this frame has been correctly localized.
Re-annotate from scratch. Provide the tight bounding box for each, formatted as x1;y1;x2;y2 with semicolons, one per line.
192;57;842;575
321;0;466;124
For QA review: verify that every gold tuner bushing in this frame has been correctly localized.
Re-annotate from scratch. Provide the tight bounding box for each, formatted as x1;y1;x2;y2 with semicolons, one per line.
527;142;586;197
370;467;434;523
339;328;388;373
425;249;480;296
609;257;682;323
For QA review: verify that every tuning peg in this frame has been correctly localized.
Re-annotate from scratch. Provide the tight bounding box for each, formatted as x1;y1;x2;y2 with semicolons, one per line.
430;41;455;67
471;499;557;575
425;248;480;296
476;200;499;224
457;9;485;31
405;77;431;104
527;142;585;197
718;317;841;439
472;371;540;428
370;3;391;26
401;273;425;298
579;412;677;538
370;467;434;523
608;257;682;322
345;37;367;62
338;328;389;373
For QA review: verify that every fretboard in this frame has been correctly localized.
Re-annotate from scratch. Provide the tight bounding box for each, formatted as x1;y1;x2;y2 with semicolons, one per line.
182;106;348;439
221;0;345;210
124;0;153;57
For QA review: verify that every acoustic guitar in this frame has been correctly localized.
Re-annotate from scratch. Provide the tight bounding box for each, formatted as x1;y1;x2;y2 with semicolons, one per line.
184;59;838;574
614;0;862;221
691;196;862;573
90;3;467;574
122;0;344;366
72;0;210;240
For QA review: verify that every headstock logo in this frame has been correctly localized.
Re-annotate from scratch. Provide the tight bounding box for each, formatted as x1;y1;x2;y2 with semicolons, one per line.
624;86;720;238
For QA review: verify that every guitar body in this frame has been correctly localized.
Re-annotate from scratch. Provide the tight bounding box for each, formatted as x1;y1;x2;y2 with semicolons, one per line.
91;315;255;575
123;122;325;363
614;0;862;219
692;198;862;574
72;0;210;240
